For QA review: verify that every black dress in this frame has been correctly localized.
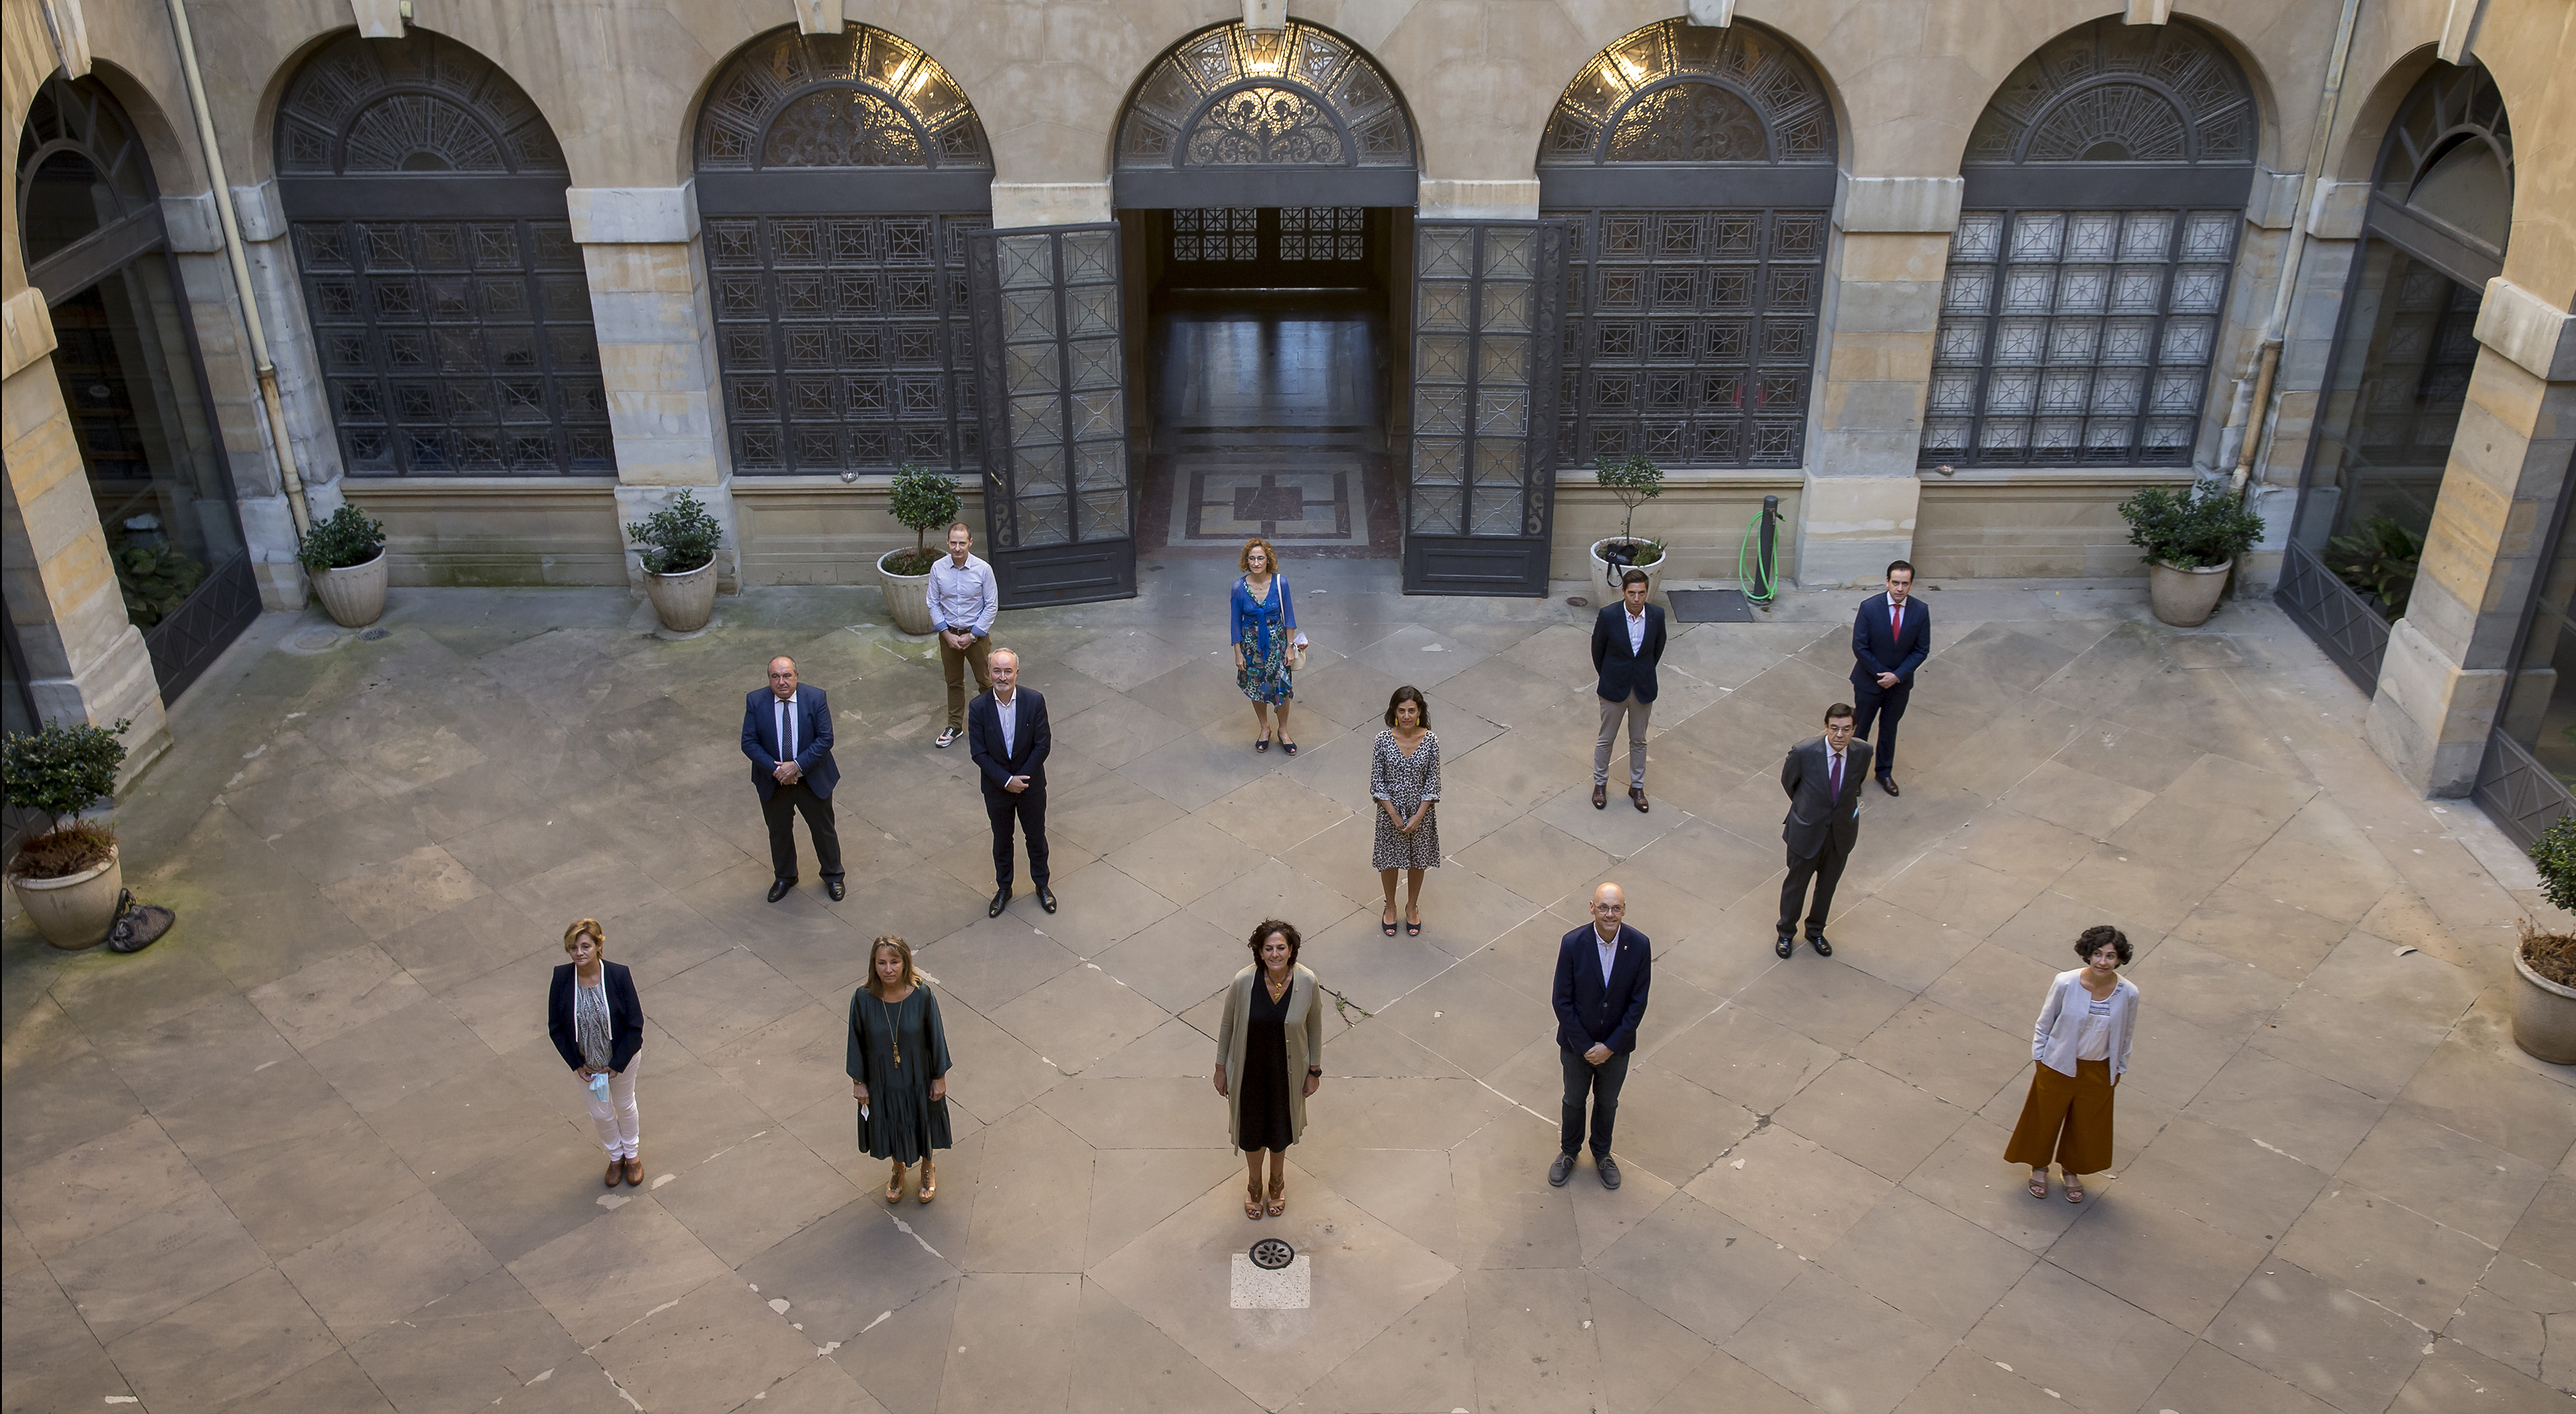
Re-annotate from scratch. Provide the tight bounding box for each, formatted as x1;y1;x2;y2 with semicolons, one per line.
847;986;953;1165
1237;974;1296;1152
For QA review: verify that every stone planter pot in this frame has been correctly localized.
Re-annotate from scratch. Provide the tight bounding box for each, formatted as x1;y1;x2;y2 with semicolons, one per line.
2511;946;2576;1065
10;847;121;950
312;548;388;628
643;558;718;633
1590;538;1665;603
875;550;937;636
2148;558;2231;628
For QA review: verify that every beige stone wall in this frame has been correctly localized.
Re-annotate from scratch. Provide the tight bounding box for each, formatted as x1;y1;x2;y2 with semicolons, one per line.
337;477;629;587
735;478;988;587
1547;471;1802;585
1912;470;2201;581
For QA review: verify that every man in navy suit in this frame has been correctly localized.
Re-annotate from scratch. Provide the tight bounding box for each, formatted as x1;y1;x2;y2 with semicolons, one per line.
1778;704;1868;958
967;647;1054;918
1590;569;1666;814
741;656;843;903
1549;882;1651;1190
1849;560;1930;796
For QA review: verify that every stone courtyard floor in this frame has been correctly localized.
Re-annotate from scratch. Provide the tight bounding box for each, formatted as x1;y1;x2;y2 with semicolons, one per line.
4;561;2572;1414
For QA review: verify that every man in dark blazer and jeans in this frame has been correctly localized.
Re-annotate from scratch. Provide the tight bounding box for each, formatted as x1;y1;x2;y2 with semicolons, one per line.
741;656;843;903
1778;703;1868;958
968;647;1055;918
1590;569;1666;813
1850;560;1930;795
1551;881;1651;1190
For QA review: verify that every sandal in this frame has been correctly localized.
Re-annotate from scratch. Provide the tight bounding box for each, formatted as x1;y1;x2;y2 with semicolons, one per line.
1381;904;1398;937
1256;736;1270;752
886;1163;906;1204
918;1165;936;1205
1266;1176;1285;1218
1405;908;1421;937
2027;1172;2048;1200
1246;1181;1265;1221
1281;741;1298;757
2064;1177;2085;1204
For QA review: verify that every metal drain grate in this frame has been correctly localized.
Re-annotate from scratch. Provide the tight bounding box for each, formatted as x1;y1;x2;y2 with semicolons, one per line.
1667;589;1755;622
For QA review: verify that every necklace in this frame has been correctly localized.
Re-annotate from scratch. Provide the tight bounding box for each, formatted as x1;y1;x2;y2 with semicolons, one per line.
1264;971;1290;1002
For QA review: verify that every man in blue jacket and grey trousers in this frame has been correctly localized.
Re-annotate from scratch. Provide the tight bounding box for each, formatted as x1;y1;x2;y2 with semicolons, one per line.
1551;881;1651;1190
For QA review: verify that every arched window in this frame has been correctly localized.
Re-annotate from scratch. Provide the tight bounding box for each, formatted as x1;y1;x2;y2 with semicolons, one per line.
1923;18;2257;468
276;30;611;475
18;74;260;699
1115;20;1416;207
694;25;992;475
1538;19;1837;468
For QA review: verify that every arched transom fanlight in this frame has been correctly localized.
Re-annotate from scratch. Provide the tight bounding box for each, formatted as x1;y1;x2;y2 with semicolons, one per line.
2375;60;2512;258
277;30;564;174
17;74;157;269
697;25;990;170
1118;21;1415;172
1965;17;2254;166
1540;18;1834;166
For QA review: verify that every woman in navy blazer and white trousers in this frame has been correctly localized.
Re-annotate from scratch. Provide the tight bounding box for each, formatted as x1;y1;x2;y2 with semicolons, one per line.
2004;925;2138;1204
550;917;646;1187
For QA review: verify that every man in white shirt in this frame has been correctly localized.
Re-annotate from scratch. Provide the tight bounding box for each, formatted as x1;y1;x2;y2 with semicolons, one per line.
1588;569;1666;814
1776;704;1868;958
926;522;999;749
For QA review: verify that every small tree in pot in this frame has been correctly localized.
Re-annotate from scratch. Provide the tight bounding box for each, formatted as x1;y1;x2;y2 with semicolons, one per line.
625;490;725;632
877;463;961;635
2513;815;2576;1064
2116;481;2263;627
1590;454;1666;597
2;718;131;949
298;503;390;628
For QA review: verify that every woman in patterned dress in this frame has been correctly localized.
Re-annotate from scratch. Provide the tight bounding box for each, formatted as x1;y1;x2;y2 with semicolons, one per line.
1370;686;1441;936
1230;537;1299;755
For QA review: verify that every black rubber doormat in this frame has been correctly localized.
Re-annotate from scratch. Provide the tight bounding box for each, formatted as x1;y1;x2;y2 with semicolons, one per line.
1668;589;1756;622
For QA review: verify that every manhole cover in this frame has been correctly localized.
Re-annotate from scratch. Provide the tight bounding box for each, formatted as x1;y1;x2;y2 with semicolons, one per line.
360;627;390;641
1248;1237;1295;1271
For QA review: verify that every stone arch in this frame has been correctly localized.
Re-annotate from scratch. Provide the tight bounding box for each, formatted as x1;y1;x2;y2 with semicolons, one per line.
1537;17;1836;172
1113;19;1418;207
1963;16;2258;169
2368;57;2512;276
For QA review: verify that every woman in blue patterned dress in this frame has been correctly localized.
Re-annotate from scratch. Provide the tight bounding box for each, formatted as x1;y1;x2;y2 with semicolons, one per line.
1230;537;1300;755
1371;686;1441;936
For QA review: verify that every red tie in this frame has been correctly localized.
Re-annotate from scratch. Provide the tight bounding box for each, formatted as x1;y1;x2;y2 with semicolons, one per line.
1890;601;1902;639
1829;749;1842;802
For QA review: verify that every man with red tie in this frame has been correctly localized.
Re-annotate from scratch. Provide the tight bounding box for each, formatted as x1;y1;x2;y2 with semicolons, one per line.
1777;704;1867;959
1849;560;1930;797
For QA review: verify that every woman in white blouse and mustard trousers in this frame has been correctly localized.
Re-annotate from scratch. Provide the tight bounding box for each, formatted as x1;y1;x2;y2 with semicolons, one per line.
2005;925;2138;1202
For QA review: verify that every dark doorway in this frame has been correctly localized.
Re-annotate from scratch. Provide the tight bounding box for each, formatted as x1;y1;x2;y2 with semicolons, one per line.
1130;206;1403;561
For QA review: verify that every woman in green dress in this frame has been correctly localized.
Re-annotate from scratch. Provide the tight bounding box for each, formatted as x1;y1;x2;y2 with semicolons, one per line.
848;935;952;1203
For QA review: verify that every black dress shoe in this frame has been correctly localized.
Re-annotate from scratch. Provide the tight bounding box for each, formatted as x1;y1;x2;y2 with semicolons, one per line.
1775;932;1795;959
1593;784;1608;810
1879;776;1900;797
1596;1154;1622;1190
1807;932;1833;957
1548;1152;1576;1187
988;888;1009;918
1038;885;1057;914
767;879;794;903
826;878;846;902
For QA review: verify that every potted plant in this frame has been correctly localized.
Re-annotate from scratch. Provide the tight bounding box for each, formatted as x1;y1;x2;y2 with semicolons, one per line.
625;489;724;633
2513;816;2576;1064
2116;481;2263;627
297;503;389;628
1589;454;1667;600
2;718;130;949
877;462;960;637
2325;515;2423;620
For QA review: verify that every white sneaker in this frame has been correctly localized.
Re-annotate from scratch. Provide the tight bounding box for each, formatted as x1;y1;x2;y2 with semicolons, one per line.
936;727;961;748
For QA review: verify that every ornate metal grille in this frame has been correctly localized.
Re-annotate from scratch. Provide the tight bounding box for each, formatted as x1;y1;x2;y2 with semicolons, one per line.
694;25;994;477
1170;208;1258;262
143;552;262;703
276;31;610;475
1920;207;2236;467
2276;539;2390;692
1537;20;1833;469
2369;61;2513;285
1554;209;1822;467
1410;223;1564;539
1930;18;2255;469
705;214;984;473
1116;22;1416;206
1280;207;1364;262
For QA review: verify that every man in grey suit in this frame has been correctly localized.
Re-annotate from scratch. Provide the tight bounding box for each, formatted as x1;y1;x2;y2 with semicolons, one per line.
1777;703;1866;959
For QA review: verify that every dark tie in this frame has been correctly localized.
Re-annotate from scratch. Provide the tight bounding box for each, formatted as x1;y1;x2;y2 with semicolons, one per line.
779;699;793;761
1891;602;1901;640
1829;749;1842;803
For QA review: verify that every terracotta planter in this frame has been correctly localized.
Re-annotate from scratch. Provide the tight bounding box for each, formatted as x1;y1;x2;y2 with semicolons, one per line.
10;847;121;950
2511;947;2576;1065
1590;538;1665;603
875;550;937;636
643;558;718;632
312;548;388;627
2148;558;2231;627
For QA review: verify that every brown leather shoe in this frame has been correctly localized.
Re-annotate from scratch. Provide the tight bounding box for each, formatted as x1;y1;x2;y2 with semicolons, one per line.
622;1157;643;1186
1630;787;1650;814
1593;783;1608;809
604;1160;622;1188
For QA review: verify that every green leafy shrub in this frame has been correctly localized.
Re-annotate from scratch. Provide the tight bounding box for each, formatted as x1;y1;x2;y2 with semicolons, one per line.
116;543;206;627
2325;515;2422;619
883;462;963;576
1595;454;1664;561
2117;483;2264;570
624;489;723;576
3;718;130;877
2528;814;2576;917
296;504;386;572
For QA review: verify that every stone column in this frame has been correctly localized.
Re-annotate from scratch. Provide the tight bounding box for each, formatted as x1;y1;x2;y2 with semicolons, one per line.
228;180;345;533
1;288;170;769
564;184;739;590
2364;276;2576;795
160;190;305;609
1797;175;1959;587
2231;172;2360;591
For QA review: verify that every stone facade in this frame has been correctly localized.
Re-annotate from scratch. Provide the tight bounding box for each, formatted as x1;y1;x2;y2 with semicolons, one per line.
4;0;2572;798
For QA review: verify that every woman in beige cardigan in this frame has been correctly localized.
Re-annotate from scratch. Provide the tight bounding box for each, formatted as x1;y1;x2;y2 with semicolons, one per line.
1214;918;1325;1219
